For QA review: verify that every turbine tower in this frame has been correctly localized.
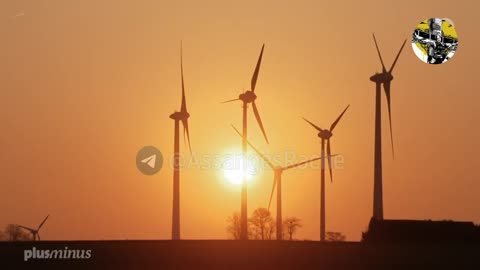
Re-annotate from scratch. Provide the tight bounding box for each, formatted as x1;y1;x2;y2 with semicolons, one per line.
303;105;349;241
370;33;406;220
223;44;269;240
17;215;49;241
169;43;192;240
232;125;328;240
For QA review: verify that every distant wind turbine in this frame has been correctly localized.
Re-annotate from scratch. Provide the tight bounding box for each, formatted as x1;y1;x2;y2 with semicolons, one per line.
169;43;192;240
17;215;49;241
370;33;406;220
222;44;269;240
232;125;331;240
303;105;349;241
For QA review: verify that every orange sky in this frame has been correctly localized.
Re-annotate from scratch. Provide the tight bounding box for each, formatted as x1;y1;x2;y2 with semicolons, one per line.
1;0;479;241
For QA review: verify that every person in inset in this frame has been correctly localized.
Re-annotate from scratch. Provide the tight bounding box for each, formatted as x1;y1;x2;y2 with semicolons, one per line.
426;34;446;64
425;19;448;64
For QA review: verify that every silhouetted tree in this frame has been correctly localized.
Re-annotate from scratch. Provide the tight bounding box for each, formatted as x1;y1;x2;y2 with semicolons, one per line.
0;229;5;241
283;217;302;240
265;218;276;240
4;224;31;241
249;208;273;240
226;212;241;240
247;222;257;239
326;231;346;242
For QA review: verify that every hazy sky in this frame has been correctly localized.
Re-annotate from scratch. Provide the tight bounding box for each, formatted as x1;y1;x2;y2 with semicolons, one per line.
1;0;479;241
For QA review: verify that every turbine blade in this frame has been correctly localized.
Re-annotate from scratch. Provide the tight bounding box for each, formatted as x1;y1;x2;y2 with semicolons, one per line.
17;225;35;232
267;175;277;211
36;215;49;230
180;43;187;113
37;215;49;230
231;125;275;169
182;119;192;155
221;98;240;104
252;102;269;144
388;39;407;74
251;44;265;92
283;156;331;171
383;81;395;158
183;123;187;146
372;33;387;72
302;117;323;132
330;104;350;132
327;140;333;182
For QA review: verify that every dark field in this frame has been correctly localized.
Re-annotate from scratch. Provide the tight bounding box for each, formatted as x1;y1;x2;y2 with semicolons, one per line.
1;240;479;269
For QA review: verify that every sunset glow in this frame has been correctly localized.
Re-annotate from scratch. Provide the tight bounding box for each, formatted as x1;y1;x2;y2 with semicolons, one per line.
0;0;478;244
222;154;257;185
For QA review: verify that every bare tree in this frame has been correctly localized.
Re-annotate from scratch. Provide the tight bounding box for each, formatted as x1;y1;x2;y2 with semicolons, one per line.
249;208;273;240
4;224;31;241
226;212;242;240
227;209;276;240
283;217;302;240
248;223;260;240
265;218;276;240
326;231;346;242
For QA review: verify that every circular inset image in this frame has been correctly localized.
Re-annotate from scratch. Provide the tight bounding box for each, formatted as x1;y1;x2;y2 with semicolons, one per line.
136;146;163;175
411;18;458;64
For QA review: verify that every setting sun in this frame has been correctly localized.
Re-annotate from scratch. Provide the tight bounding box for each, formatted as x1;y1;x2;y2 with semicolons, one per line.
222;154;257;185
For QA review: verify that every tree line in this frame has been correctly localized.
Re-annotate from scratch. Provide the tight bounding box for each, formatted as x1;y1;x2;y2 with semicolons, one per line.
1;212;345;241
226;207;346;241
0;224;32;241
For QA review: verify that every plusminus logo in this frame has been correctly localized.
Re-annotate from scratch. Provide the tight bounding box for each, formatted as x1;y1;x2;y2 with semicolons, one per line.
24;247;92;261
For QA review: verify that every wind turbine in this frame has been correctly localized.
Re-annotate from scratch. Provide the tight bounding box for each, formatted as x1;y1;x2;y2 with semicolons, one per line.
370;33;406;220
232;125;330;240
303;105;349;241
169;43;192;240
17;215;49;241
223;44;269;240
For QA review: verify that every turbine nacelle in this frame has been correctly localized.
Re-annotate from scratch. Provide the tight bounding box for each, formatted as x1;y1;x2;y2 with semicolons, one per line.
318;130;333;140
169;111;190;120
239;90;257;103
369;72;393;83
